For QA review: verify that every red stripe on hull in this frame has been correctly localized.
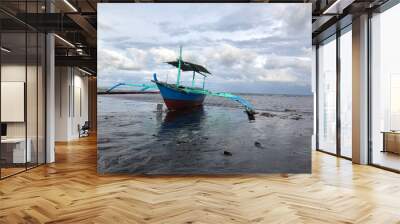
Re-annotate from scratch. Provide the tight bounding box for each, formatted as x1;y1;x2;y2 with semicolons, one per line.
164;99;204;110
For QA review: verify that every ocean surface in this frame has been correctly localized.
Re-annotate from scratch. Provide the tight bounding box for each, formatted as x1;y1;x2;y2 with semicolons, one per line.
97;93;313;174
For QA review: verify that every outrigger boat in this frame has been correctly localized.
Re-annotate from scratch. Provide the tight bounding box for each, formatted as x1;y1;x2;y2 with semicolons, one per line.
152;46;210;110
106;46;256;119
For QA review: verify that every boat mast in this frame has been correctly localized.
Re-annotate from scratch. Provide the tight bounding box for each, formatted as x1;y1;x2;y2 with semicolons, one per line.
176;46;182;86
192;71;195;87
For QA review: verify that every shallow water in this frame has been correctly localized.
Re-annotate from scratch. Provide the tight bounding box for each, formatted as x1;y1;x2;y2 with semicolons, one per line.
97;94;313;174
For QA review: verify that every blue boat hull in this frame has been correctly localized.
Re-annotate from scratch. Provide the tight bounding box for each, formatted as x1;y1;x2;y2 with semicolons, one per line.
155;82;206;110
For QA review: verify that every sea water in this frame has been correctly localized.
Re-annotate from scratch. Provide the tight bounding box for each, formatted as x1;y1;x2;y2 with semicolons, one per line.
97;94;313;174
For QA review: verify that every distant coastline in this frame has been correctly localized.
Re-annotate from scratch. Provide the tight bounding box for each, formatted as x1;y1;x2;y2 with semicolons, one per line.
97;88;312;97
98;91;159;95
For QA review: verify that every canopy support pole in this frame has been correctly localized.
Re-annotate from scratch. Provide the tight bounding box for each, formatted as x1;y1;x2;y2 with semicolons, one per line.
202;76;205;89
192;71;195;87
176;46;182;86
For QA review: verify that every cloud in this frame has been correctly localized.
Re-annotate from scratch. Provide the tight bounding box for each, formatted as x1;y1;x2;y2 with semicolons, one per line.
264;56;310;72
98;47;180;71
98;21;115;32
205;44;256;67
98;49;145;71
196;7;276;33
280;4;311;37
200;44;308;84
98;4;312;95
158;5;278;37
148;47;177;63
98;43;311;91
224;36;310;57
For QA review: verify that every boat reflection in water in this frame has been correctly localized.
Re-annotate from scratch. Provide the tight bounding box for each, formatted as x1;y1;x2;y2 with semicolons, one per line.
157;107;206;139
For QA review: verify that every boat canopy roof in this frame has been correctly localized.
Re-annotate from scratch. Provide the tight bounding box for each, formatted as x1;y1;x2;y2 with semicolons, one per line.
166;60;211;76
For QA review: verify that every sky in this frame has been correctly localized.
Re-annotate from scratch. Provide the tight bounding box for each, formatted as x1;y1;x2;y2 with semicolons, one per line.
98;3;312;95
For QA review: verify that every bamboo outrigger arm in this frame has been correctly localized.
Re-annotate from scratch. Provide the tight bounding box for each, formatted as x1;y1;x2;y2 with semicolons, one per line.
105;83;157;93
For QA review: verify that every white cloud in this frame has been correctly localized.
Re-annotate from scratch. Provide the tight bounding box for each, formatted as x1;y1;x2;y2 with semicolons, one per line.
258;69;297;82
98;48;145;71
264;56;310;71
205;44;256;67
148;47;177;63
98;4;312;94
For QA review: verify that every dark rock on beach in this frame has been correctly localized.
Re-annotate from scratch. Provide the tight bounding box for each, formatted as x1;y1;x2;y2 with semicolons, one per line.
290;115;303;120
259;112;277;118
254;141;263;148
223;151;233;156
176;139;187;145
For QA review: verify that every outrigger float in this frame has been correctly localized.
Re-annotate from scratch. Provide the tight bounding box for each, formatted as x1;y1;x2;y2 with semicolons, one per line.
106;46;256;119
